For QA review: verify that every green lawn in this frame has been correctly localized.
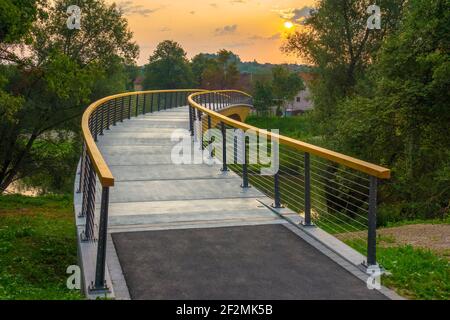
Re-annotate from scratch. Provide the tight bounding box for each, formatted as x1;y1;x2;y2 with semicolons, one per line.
0;194;83;300
346;237;449;300
246;114;317;141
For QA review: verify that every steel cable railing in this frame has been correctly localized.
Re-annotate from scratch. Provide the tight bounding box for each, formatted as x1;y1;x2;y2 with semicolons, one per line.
188;90;391;268
78;89;204;293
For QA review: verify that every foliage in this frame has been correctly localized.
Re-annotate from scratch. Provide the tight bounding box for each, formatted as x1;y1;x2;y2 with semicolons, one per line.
0;0;39;43
191;49;240;89
252;81;273;116
332;0;450;218
282;0;405;132
0;194;82;299
0;0;138;193
143;40;193;89
271;66;304;115
282;0;450;220
32;0;138;67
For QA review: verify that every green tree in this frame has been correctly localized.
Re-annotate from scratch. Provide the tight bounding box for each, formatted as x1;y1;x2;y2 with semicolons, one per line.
191;53;214;87
282;0;404;127
143;40;193;89
0;0;138;193
252;80;273;116
0;0;39;44
217;49;239;89
333;0;450;218
194;50;241;89
271;66;304;116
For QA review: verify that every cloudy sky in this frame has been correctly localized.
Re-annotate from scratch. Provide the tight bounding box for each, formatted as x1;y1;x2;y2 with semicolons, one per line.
105;0;316;65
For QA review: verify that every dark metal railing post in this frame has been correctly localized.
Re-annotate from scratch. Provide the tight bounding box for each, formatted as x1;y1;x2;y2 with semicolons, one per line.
241;136;249;188
77;143;86;193
272;140;282;208
106;101;110;130
367;176;378;266
90;186;110;292
303;152;312;226
135;95;139;117
221;122;228;172
99;105;104;136
197;109;203;149
209;92;212;110
157;93;161;111
189;105;194;136
273;172;282;208
113;99;117;126
94;112;98;142
128;96;132;119
150;93;154;113
143;94;147;114
120;97;124;122
83;160;96;240
164;93;167;110
207;115;212;158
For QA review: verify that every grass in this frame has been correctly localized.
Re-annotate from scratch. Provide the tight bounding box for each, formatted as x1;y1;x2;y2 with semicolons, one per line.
246;114;316;141
384;216;450;228
0;194;83;300
345;238;450;300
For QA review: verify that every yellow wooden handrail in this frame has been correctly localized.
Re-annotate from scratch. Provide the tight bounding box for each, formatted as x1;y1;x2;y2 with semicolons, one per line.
82;89;206;187
188;91;391;179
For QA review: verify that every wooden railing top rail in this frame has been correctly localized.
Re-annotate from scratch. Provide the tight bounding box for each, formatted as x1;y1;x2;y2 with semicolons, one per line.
81;89;206;187
188;91;391;179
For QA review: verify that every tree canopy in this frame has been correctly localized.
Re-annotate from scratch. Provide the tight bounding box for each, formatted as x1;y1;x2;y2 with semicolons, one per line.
143;40;193;89
282;0;450;220
191;49;240;89
0;0;139;193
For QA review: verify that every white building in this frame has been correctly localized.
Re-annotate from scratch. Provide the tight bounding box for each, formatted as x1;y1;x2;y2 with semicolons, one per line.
285;72;317;116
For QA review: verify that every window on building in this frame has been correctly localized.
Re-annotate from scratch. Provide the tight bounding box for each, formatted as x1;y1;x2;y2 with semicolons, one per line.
296;97;301;102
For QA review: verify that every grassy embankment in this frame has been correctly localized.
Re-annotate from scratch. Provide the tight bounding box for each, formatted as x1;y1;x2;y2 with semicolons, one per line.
0;194;82;300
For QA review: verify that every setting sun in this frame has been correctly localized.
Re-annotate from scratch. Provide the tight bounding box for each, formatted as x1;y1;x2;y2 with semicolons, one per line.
284;21;294;29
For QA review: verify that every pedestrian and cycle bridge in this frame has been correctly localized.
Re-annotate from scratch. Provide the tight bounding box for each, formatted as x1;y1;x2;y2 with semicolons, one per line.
73;89;402;300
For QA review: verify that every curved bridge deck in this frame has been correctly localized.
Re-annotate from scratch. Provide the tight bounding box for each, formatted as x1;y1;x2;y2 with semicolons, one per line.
91;106;392;300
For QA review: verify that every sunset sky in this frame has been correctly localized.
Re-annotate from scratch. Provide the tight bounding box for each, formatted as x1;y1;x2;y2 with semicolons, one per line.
105;0;317;65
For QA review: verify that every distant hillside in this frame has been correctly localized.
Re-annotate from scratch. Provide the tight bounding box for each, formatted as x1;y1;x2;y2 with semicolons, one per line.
196;53;312;75
238;61;311;75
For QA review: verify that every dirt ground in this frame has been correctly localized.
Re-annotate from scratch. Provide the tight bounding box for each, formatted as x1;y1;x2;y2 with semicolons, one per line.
337;224;450;259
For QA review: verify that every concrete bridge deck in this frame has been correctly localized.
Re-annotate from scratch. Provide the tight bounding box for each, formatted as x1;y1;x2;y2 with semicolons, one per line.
92;106;396;300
